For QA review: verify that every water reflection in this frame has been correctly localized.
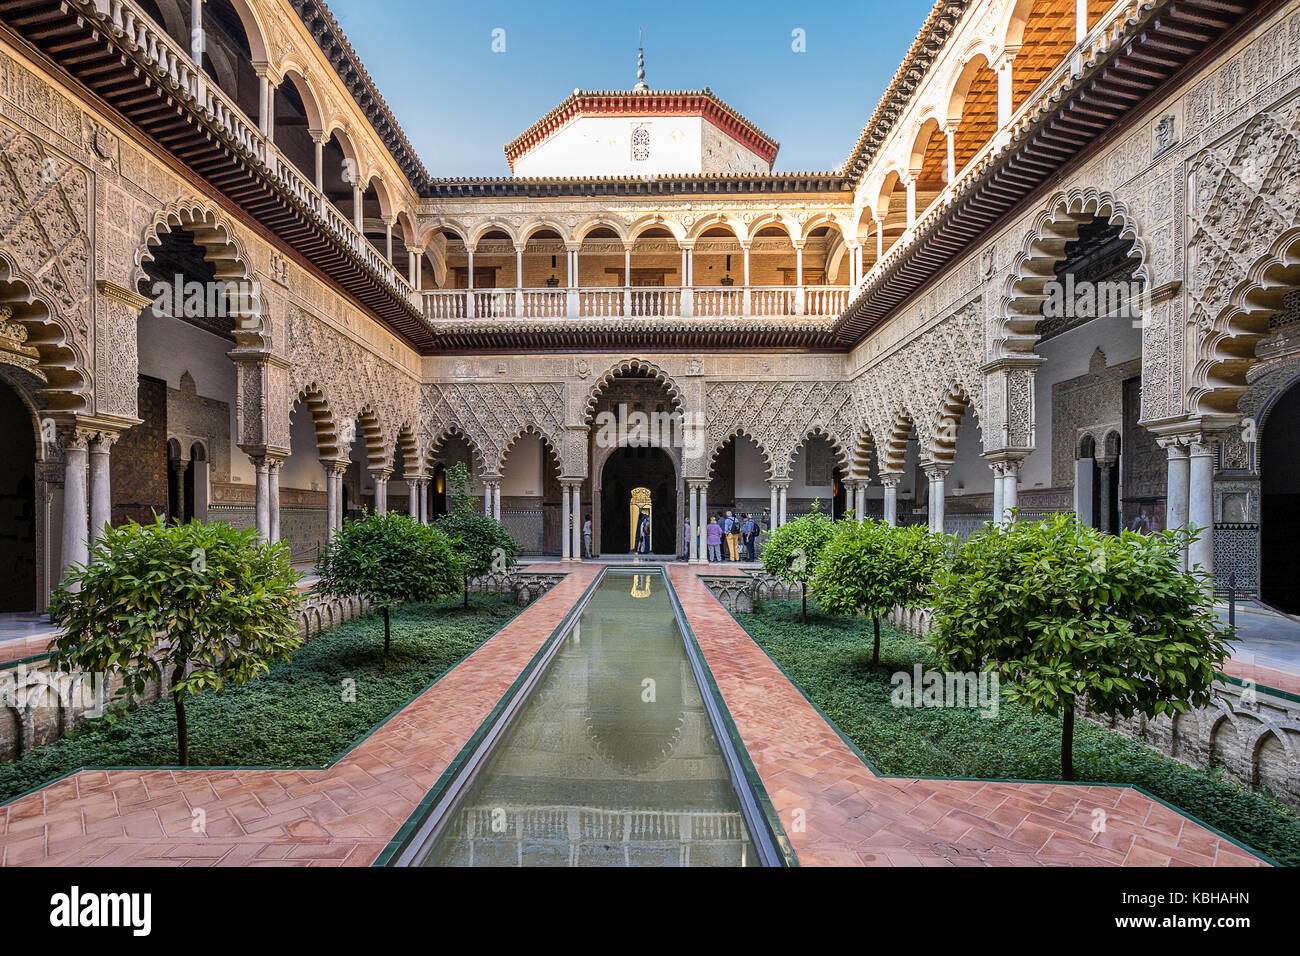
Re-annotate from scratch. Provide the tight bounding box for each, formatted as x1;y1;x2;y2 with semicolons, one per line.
418;571;757;867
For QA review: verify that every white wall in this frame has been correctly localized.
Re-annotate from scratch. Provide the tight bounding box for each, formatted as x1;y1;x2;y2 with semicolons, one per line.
947;407;994;494
513;114;769;178
137;310;253;483
501;435;544;496
282;405;326;491
788;442;835;499
734;439;770;496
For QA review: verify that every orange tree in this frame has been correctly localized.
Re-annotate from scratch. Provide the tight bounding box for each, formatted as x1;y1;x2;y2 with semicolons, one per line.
49;517;301;766
929;514;1227;780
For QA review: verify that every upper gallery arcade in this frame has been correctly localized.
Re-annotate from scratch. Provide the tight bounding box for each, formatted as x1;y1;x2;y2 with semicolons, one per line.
3;0;1300;616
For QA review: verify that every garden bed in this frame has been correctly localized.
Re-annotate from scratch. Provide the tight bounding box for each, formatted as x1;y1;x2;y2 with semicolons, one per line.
741;598;1300;867
0;595;519;805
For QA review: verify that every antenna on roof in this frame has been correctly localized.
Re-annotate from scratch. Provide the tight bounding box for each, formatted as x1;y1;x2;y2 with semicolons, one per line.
634;28;648;92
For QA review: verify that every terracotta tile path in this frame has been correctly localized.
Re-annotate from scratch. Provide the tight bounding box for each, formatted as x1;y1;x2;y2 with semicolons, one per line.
0;562;1271;866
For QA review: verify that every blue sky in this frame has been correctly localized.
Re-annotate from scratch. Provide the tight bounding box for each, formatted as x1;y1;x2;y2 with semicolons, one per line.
325;0;937;177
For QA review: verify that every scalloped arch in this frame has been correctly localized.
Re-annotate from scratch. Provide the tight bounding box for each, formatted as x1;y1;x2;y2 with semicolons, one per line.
997;188;1150;360
581;358;686;424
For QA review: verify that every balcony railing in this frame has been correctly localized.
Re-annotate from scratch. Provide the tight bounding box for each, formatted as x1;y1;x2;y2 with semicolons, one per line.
854;0;1148;296
420;286;850;322
94;0;418;310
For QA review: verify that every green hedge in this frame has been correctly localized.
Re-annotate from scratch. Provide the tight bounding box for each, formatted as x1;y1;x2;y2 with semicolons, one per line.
0;595;518;805
742;598;1300;867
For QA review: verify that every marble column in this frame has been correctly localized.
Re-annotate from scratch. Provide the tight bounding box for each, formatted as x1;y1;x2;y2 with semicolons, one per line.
372;469;391;516
857;483;868;522
768;482;779;529
61;429;90;585
483;480;492;517
493;483;501;521
408;478;420;518
1188;437;1217;578
571;484;584;561
925;467;947;533
88;431;117;542
699;485;709;556
268;457;283;543
253;456;271;543
991;466;1005;525
688;483;700;563
561;482;572;560
1164;439;1190;570
1000;460;1021;522
325;461;348;539
882;477;899;527
778;482;788;526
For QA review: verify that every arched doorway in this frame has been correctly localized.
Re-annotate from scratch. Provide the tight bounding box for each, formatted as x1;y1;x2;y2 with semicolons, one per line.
1261;381;1300;613
600;446;676;555
0;377;37;612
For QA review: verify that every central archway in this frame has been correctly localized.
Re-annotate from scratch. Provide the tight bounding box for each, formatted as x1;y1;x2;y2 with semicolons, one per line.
600;446;677;555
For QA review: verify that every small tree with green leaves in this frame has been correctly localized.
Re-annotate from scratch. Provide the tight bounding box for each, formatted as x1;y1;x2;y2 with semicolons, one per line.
930;513;1228;780
48;517;302;766
760;502;837;622
316;511;463;654
812;520;949;667
436;461;518;607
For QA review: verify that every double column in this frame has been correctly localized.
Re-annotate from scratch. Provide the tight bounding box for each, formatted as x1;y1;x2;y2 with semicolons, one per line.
249;452;287;543
881;476;900;527
370;468;392;516
324;460;349;539
1160;433;1219;576
481;476;502;521
988;457;1023;524
688;479;711;563
766;479;790;529
560;479;584;561
923;464;949;533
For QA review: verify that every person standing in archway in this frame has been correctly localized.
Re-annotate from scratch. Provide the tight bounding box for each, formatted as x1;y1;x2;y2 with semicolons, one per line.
583;514;593;558
635;510;652;554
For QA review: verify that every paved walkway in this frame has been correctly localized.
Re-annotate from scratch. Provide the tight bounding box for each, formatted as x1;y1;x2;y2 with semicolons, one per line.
0;563;1271;866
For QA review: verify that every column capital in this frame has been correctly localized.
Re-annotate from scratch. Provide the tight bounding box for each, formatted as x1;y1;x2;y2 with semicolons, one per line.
322;458;350;478
767;478;792;489
879;473;902;489
921;462;951;480
370;467;393;482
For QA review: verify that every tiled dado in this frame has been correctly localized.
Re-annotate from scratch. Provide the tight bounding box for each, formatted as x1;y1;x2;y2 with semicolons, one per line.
667;566;1268;868
0;563;595;867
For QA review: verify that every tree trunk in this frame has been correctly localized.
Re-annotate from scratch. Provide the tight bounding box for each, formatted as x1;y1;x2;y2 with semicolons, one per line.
800;584;807;623
872;615;881;668
172;664;188;766
1061;704;1075;781
463;574;470;609
383;605;391;656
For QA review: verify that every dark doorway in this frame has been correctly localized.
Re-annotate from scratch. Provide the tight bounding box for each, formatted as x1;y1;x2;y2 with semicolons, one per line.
600;446;676;555
0;379;36;612
430;464;448;520
1262;381;1300;613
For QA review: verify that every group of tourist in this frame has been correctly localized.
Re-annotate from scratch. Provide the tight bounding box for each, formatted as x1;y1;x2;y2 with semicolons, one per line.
683;511;765;563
